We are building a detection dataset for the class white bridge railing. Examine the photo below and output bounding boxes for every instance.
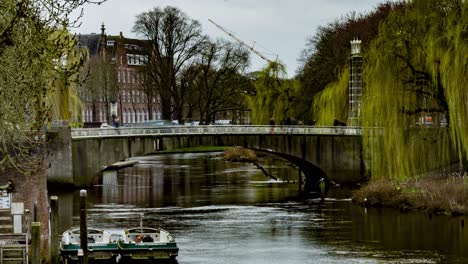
[71,125,364,139]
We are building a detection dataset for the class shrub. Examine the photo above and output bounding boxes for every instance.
[223,146,257,162]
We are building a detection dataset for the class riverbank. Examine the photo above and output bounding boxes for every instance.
[352,171,468,215]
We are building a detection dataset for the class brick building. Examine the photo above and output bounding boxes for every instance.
[77,24,159,126]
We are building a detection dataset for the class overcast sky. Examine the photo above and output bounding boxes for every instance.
[73,0,389,77]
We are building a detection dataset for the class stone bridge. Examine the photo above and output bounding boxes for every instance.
[47,125,367,187]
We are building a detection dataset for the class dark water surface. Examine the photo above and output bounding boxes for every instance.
[51,152,468,263]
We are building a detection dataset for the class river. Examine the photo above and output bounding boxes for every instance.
[50,152,468,263]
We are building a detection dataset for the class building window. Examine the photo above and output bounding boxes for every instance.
[117,71,121,83]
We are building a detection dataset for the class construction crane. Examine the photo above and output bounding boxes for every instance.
[208,19,277,65]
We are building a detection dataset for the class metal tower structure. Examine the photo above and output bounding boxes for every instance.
[347,38,363,127]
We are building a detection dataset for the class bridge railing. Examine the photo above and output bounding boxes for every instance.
[71,125,364,139]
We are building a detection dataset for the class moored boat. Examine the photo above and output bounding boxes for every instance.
[60,226,178,263]
[59,228,121,264]
[118,227,179,262]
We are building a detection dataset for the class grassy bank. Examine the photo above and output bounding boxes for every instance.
[352,173,468,215]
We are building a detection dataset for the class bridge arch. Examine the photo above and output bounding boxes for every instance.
[251,148,330,195]
[47,126,365,187]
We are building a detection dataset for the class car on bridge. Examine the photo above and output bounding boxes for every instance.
[100,123,114,129]
[140,120,179,127]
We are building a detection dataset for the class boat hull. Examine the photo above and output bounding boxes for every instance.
[118,241,179,261]
[60,244,120,264]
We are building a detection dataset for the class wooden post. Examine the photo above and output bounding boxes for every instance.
[50,196,59,264]
[80,190,88,264]
[33,201,38,222]
[31,222,41,264]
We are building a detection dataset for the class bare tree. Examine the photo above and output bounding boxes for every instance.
[133,6,207,121]
[78,54,118,124]
[190,40,250,123]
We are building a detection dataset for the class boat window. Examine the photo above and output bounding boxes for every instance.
[142,236,154,242]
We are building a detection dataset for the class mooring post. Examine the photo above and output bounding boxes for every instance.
[50,196,59,264]
[33,200,38,222]
[31,222,41,264]
[80,190,88,264]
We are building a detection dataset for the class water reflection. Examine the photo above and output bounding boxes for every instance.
[49,152,468,263]
[94,153,300,208]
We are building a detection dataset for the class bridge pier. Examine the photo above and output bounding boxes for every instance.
[47,121,73,185]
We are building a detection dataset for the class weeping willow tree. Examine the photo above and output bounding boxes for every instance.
[0,0,104,258]
[247,61,299,124]
[361,0,467,180]
[312,69,349,126]
[0,0,104,173]
[47,32,86,126]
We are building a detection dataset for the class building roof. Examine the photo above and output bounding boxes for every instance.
[76,34,101,56]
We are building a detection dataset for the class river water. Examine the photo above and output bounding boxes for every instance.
[51,152,468,263]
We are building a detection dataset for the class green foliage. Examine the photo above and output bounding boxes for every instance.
[47,32,86,123]
[247,61,299,124]
[361,0,467,180]
[313,69,349,126]
[0,0,103,173]
[297,2,402,123]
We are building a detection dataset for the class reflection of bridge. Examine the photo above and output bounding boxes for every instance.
[47,126,367,189]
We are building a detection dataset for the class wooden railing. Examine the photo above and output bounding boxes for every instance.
[0,234,28,264]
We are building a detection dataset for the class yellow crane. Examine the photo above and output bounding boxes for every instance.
[208,19,278,65]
